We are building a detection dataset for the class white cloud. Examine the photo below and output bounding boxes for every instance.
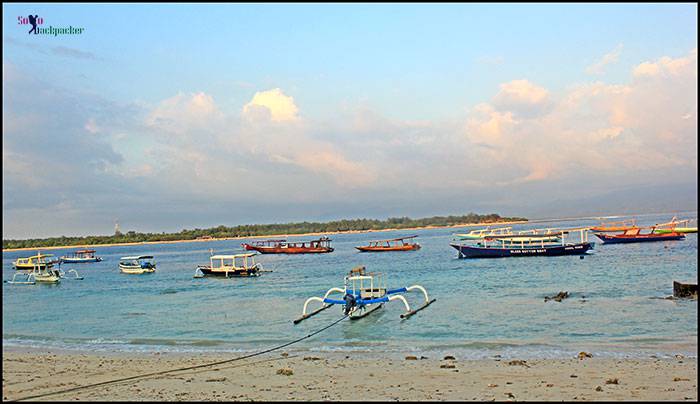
[586,43,623,75]
[242,88,299,122]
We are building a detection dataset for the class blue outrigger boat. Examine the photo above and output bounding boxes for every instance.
[294,266,435,324]
[451,228,593,259]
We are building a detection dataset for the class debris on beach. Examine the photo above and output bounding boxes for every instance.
[673,377,690,382]
[276,368,294,376]
[405,355,418,360]
[440,363,456,369]
[443,355,456,360]
[595,386,603,392]
[205,377,227,382]
[605,378,619,385]
[578,351,593,360]
[544,291,569,302]
[303,356,321,361]
[488,384,498,388]
[507,360,530,367]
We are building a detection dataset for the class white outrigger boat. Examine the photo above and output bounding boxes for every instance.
[294,266,435,324]
[194,253,264,278]
[6,264,83,285]
[119,256,156,274]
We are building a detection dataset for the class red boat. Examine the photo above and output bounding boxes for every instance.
[241,237,334,254]
[355,235,421,252]
[594,227,685,244]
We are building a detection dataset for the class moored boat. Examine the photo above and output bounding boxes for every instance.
[60,249,102,263]
[454,227,513,240]
[652,217,698,234]
[241,237,334,254]
[451,228,593,258]
[13,253,55,270]
[294,266,435,323]
[194,253,263,278]
[242,239,287,251]
[590,219,638,232]
[355,235,421,252]
[594,227,685,244]
[119,256,156,274]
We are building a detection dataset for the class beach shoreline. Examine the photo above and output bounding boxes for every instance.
[1,220,530,252]
[2,349,696,401]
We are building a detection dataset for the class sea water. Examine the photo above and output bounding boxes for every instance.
[3,213,697,359]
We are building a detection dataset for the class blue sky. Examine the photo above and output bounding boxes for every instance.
[3,3,698,238]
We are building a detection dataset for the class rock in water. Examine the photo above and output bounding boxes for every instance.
[545,291,570,302]
[673,281,698,298]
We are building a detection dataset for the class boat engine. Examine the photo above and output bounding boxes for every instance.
[343,293,357,315]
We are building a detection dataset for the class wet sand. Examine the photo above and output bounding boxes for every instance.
[2,349,696,401]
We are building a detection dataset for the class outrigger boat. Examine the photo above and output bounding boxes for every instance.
[60,249,102,263]
[590,219,638,232]
[451,228,593,258]
[294,266,435,324]
[6,264,83,285]
[241,237,334,254]
[13,253,55,270]
[594,226,685,244]
[454,227,513,240]
[653,217,698,234]
[242,239,287,251]
[194,253,263,278]
[119,256,156,274]
[355,235,421,252]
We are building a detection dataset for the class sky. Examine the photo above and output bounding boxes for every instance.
[2,3,698,239]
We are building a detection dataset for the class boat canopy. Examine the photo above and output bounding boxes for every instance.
[367,235,418,243]
[120,255,154,260]
[210,253,257,259]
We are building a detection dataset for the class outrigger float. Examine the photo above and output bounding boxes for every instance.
[294,266,435,324]
[6,264,83,285]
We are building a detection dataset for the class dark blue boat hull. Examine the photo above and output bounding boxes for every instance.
[450,242,593,259]
[594,233,685,244]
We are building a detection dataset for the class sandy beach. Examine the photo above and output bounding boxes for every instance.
[2,349,696,401]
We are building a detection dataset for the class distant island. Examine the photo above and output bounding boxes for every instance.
[2,213,527,250]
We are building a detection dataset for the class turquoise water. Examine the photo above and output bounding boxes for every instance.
[3,213,697,359]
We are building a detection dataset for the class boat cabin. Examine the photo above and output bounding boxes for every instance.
[196,253,262,277]
[13,253,54,270]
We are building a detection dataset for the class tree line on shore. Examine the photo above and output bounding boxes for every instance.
[3,213,527,249]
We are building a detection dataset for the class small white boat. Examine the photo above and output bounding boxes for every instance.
[119,256,156,274]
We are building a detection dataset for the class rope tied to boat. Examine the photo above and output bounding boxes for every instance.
[8,314,349,402]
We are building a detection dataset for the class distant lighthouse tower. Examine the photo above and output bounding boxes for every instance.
[114,219,122,236]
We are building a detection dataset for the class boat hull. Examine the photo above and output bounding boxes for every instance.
[450,242,593,259]
[594,233,685,244]
[355,245,420,252]
[60,257,102,263]
[14,262,53,270]
[196,266,260,277]
[244,246,334,254]
[119,264,156,274]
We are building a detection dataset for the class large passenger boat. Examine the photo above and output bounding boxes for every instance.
[241,237,334,254]
[450,228,593,258]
